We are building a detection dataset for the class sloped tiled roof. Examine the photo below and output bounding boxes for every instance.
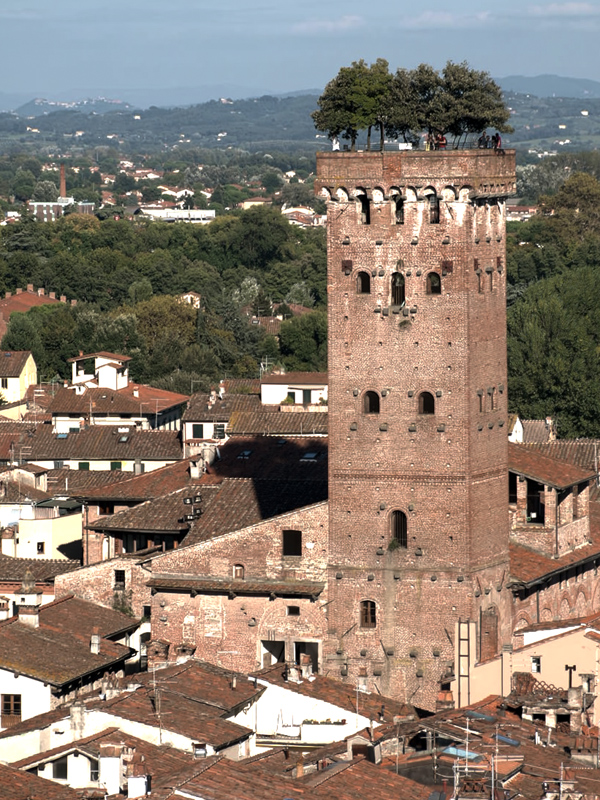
[148,575,325,597]
[97,685,252,747]
[182,392,260,422]
[521,419,554,443]
[47,468,129,494]
[38,595,139,638]
[253,664,414,723]
[508,442,595,489]
[67,351,132,363]
[0,554,79,583]
[0,351,31,377]
[88,486,212,533]
[207,436,328,481]
[181,480,327,546]
[228,409,328,436]
[26,425,182,462]
[260,371,327,386]
[0,598,134,686]
[48,385,144,416]
[522,440,600,473]
[11,727,197,779]
[117,382,189,411]
[0,763,79,800]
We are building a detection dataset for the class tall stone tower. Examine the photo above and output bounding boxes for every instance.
[315,149,517,710]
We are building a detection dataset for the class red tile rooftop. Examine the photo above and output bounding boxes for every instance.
[508,442,595,489]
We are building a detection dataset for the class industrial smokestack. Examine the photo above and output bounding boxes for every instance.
[60,164,66,198]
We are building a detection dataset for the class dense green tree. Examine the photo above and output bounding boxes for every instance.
[32,180,59,202]
[279,310,327,371]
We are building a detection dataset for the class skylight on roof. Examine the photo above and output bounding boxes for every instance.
[237,450,252,460]
[118,435,129,443]
[300,452,318,462]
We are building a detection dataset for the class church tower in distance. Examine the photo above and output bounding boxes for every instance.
[315,148,517,710]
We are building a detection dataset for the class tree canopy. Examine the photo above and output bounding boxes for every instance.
[312,60,512,149]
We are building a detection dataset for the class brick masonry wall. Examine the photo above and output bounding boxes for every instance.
[317,150,516,709]
[512,560,600,642]
[55,556,151,618]
[149,503,329,672]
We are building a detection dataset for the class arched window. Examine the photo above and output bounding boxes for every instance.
[428,194,440,224]
[356,272,371,294]
[357,194,370,224]
[391,273,405,307]
[363,391,380,414]
[233,564,245,579]
[419,391,435,415]
[395,197,404,224]
[360,600,376,628]
[427,272,441,295]
[391,510,407,548]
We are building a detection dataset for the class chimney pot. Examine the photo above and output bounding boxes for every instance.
[16,288,22,295]
[91,626,101,655]
[49,291,55,299]
[27,284,33,292]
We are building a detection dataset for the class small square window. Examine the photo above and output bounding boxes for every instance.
[287,606,300,616]
[1,378,7,390]
[36,542,45,554]
[282,529,302,557]
[531,656,541,673]
[192,423,204,439]
[214,423,226,440]
[78,462,90,471]
[110,461,122,471]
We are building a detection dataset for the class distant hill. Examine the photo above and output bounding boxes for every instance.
[15,97,133,117]
[498,74,600,99]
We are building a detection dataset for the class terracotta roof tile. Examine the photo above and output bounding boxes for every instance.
[88,486,208,534]
[0,554,79,582]
[0,598,133,686]
[182,479,327,546]
[0,351,31,377]
[117,383,189,412]
[253,664,415,723]
[67,351,132,363]
[0,762,79,800]
[148,574,325,597]
[521,419,554,443]
[207,436,328,481]
[228,409,328,436]
[182,392,260,422]
[25,425,182,462]
[260,371,327,386]
[508,442,594,489]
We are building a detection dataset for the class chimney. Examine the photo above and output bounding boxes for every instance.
[15,288,22,295]
[38,287,45,296]
[60,164,66,199]
[16,570,41,627]
[4,292,10,299]
[60,295,66,303]
[49,291,55,299]
[133,386,139,398]
[127,753,148,797]
[27,284,33,292]
[90,627,101,655]
[99,744,122,796]
[231,676,237,690]
[299,652,313,678]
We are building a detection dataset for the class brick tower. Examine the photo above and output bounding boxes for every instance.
[315,149,517,710]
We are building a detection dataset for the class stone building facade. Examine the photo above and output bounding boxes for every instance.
[315,149,517,709]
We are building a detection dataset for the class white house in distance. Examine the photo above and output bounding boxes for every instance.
[69,352,129,391]
[260,372,328,406]
[0,351,37,420]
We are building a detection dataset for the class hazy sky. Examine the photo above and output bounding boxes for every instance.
[2,0,599,100]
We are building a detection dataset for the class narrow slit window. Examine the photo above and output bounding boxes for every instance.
[391,273,405,306]
[428,194,440,224]
[391,510,407,548]
[363,391,380,414]
[395,197,404,224]
[356,272,371,294]
[418,392,435,415]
